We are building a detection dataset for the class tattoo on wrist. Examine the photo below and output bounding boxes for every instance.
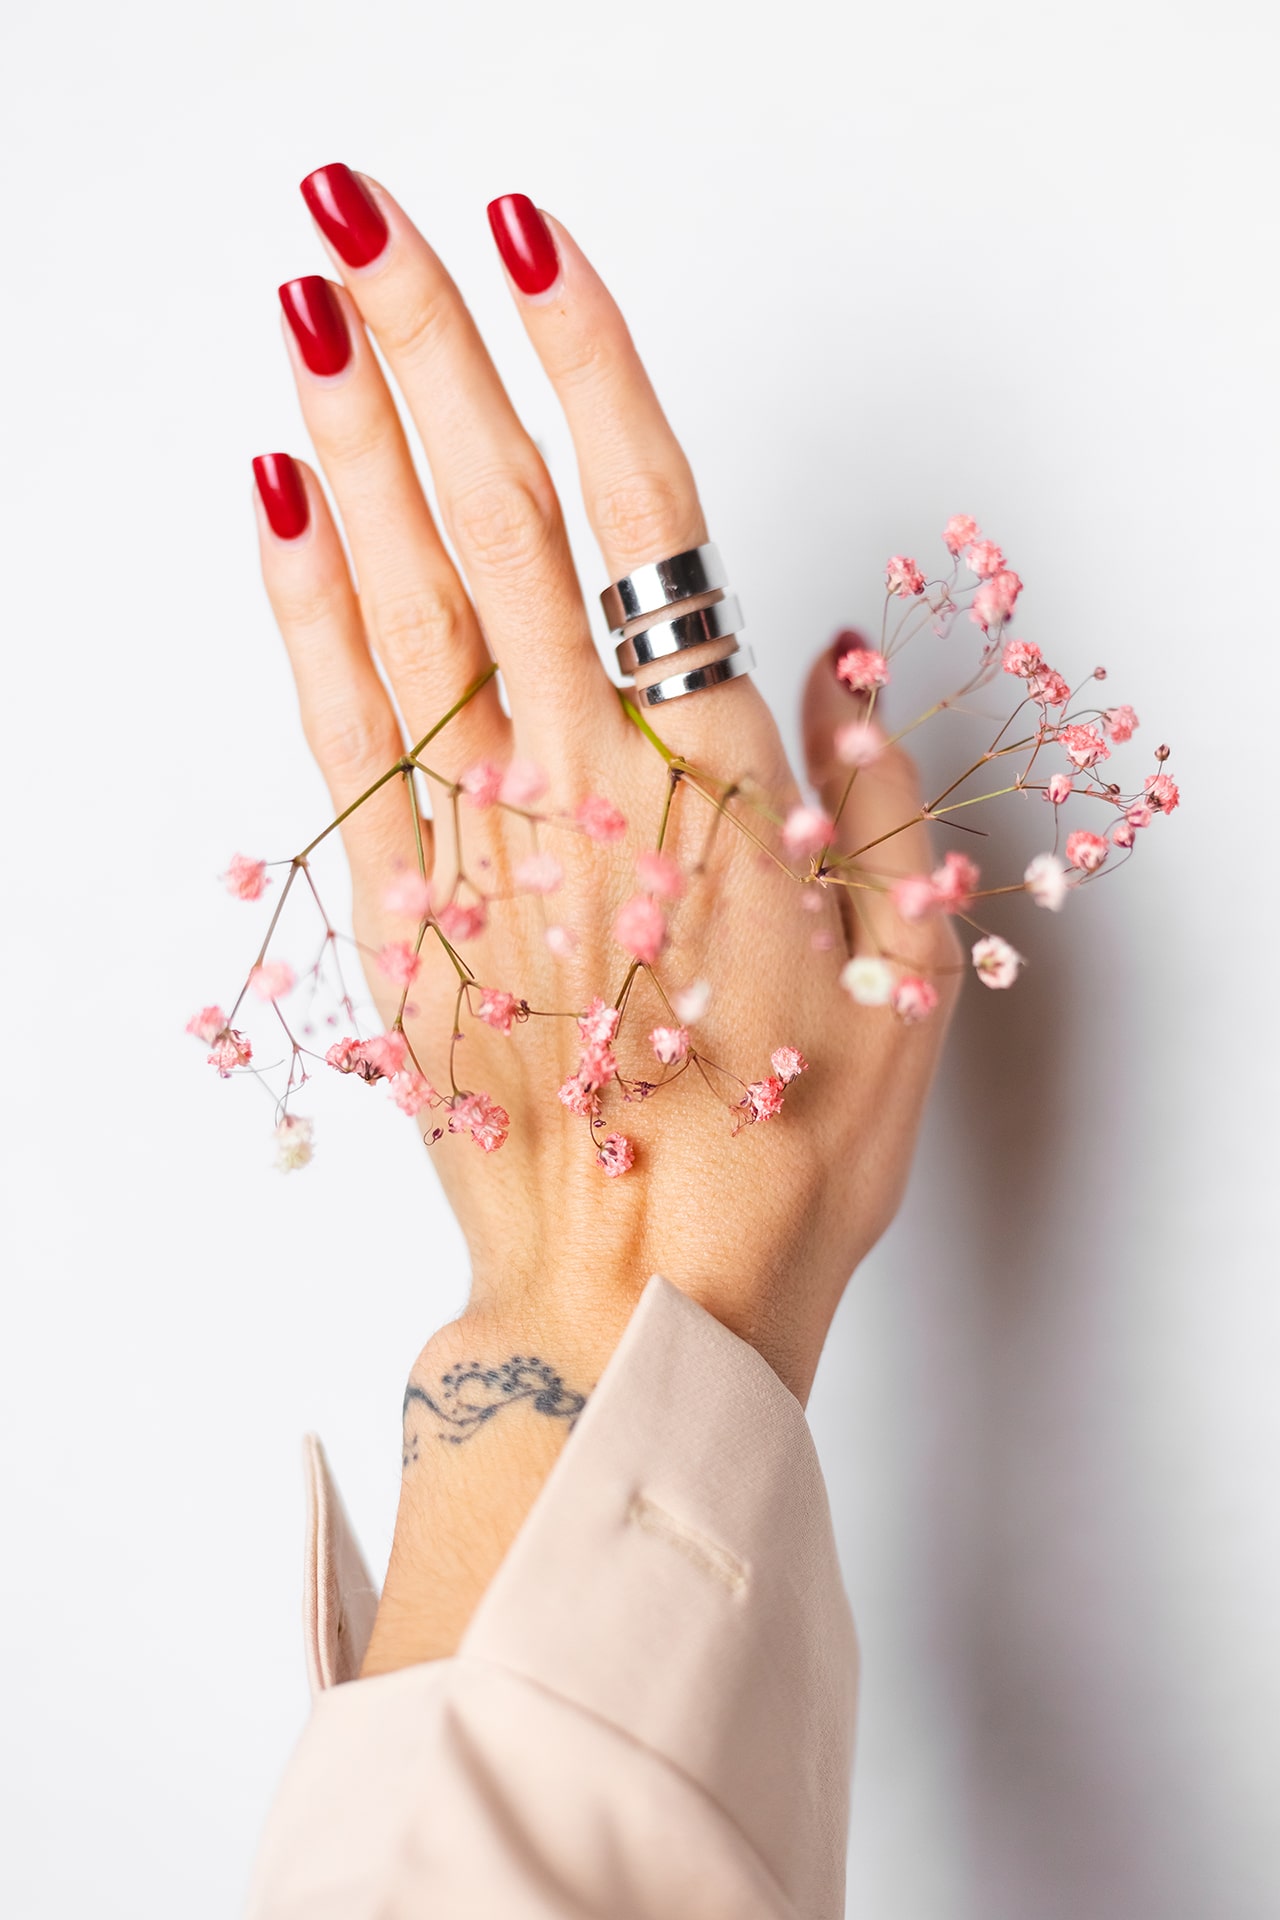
[402,1356,588,1465]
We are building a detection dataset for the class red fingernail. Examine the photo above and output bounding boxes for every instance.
[301,164,389,268]
[278,276,351,376]
[253,453,309,540]
[487,193,559,296]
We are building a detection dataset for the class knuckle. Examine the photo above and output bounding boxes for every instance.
[592,473,690,564]
[374,280,456,364]
[274,577,346,637]
[304,702,397,781]
[553,325,611,391]
[449,470,557,573]
[372,591,469,670]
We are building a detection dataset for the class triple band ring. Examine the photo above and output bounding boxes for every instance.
[600,542,753,707]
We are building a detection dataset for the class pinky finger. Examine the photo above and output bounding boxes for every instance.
[252,453,419,891]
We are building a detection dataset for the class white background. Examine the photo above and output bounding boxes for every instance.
[2,2,1275,1914]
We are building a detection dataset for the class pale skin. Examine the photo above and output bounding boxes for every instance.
[254,176,960,1675]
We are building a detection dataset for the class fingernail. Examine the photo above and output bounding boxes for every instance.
[278,275,351,376]
[253,453,309,540]
[487,193,559,296]
[300,164,389,268]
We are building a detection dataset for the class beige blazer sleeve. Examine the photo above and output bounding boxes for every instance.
[245,1276,859,1920]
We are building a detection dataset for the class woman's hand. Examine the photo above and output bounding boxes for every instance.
[254,171,958,1665]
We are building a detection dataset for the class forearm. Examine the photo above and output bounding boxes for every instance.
[360,1294,634,1676]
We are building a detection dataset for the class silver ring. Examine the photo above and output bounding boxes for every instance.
[601,543,726,632]
[615,595,744,676]
[636,646,756,707]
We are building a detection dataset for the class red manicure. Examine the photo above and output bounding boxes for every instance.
[300,164,389,268]
[278,276,351,376]
[253,453,309,540]
[487,194,559,296]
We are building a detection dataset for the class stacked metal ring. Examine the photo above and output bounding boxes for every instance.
[601,543,754,707]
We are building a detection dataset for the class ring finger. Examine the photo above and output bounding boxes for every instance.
[489,196,778,760]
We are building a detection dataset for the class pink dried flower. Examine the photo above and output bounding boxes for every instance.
[1102,705,1139,743]
[1144,772,1180,814]
[966,539,1006,579]
[477,989,521,1035]
[558,1075,601,1119]
[207,1029,252,1076]
[636,849,686,899]
[891,976,939,1023]
[651,1026,690,1065]
[931,851,979,913]
[383,871,433,918]
[1044,772,1074,805]
[971,569,1023,630]
[186,1005,226,1045]
[1111,820,1137,849]
[325,1036,368,1074]
[1126,803,1153,830]
[377,941,421,987]
[389,1071,436,1116]
[362,1031,408,1079]
[514,852,563,895]
[597,1133,635,1177]
[1066,830,1109,873]
[1060,724,1111,771]
[771,1046,808,1082]
[613,893,666,964]
[460,760,503,809]
[448,1091,510,1153]
[835,718,884,767]
[576,794,627,842]
[437,900,487,942]
[274,1114,314,1172]
[891,875,940,922]
[223,854,269,901]
[840,956,895,1005]
[972,935,1023,989]
[578,998,620,1048]
[577,1042,619,1091]
[1002,639,1044,678]
[783,804,835,857]
[500,759,548,808]
[744,1076,787,1122]
[944,514,980,555]
[250,960,295,1001]
[1029,668,1072,708]
[1025,853,1069,910]
[545,924,577,957]
[836,647,890,693]
[885,555,926,598]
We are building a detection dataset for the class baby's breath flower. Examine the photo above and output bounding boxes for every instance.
[597,1133,635,1177]
[274,1114,314,1172]
[1065,830,1108,873]
[1024,853,1068,910]
[223,854,269,901]
[971,936,1023,989]
[841,956,895,1006]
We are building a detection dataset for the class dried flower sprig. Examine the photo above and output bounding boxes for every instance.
[191,519,1178,1172]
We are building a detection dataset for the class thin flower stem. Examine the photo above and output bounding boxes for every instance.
[618,692,675,762]
[294,664,497,863]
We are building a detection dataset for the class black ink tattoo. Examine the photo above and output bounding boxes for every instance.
[402,1355,588,1461]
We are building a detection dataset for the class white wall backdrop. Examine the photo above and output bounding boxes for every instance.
[3,2,1275,1915]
